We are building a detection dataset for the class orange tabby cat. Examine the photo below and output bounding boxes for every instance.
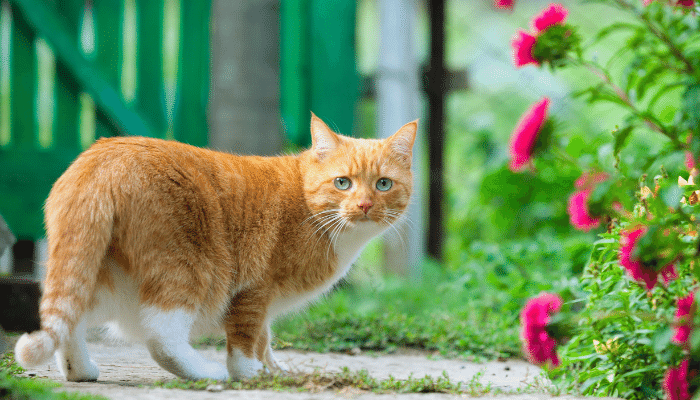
[14,114,417,382]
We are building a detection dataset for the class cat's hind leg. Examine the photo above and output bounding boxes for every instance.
[142,307,229,381]
[54,318,99,382]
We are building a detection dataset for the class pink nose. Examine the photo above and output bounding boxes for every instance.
[358,201,373,214]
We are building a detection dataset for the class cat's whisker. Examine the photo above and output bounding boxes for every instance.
[301,209,338,226]
[381,216,409,252]
[326,217,347,260]
[306,212,342,251]
[383,210,415,230]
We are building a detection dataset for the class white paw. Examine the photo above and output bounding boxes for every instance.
[57,355,99,382]
[266,351,289,373]
[227,348,264,381]
[200,360,229,381]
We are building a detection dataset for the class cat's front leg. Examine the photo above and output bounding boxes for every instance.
[223,288,270,380]
[256,324,289,373]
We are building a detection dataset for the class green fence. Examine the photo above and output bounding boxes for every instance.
[0,0,211,240]
[280,0,359,148]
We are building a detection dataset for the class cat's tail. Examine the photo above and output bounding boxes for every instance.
[14,155,115,368]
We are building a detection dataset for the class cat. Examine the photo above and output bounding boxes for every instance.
[14,114,417,382]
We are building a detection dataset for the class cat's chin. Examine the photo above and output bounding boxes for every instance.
[344,217,386,232]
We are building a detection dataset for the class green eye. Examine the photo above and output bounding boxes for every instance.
[334,177,351,190]
[376,178,393,191]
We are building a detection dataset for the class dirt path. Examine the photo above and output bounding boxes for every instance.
[18,340,617,399]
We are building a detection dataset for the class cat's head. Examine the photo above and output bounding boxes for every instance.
[302,113,417,234]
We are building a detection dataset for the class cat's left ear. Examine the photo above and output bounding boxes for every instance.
[310,112,340,161]
[387,120,418,166]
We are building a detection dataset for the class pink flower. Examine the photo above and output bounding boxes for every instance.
[509,97,550,171]
[672,292,695,345]
[686,151,696,170]
[662,264,679,285]
[568,172,608,232]
[645,0,695,5]
[531,3,568,33]
[567,190,600,232]
[520,292,562,367]
[664,360,692,400]
[618,227,676,290]
[494,0,514,10]
[512,30,538,67]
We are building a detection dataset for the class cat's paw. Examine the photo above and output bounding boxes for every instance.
[198,361,229,381]
[266,351,289,373]
[58,355,99,382]
[226,348,264,381]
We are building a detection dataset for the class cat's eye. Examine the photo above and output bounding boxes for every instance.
[334,177,352,190]
[376,178,393,191]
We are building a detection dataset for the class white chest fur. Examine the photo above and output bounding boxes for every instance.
[268,221,387,317]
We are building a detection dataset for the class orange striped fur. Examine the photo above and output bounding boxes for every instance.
[14,114,417,381]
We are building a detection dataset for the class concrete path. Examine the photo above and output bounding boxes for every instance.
[18,340,619,400]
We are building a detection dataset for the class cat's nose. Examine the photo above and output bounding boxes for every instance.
[358,200,373,214]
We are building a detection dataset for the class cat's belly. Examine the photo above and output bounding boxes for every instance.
[84,258,226,342]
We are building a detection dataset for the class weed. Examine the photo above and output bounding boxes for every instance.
[1,352,24,376]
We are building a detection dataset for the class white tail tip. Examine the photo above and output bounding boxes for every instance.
[14,331,57,368]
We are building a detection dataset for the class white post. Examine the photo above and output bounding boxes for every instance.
[377,0,424,277]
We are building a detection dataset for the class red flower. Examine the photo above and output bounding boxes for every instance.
[672,292,695,345]
[531,3,568,33]
[664,360,692,400]
[567,172,608,232]
[645,0,695,6]
[509,97,550,171]
[686,151,696,170]
[619,227,677,290]
[520,292,562,367]
[512,30,538,67]
[494,0,514,10]
[567,190,600,232]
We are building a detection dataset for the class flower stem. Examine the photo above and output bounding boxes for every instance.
[575,58,684,149]
[613,0,697,76]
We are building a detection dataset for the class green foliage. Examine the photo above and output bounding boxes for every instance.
[274,267,521,360]
[502,0,700,397]
[1,352,25,376]
[552,223,692,398]
[275,235,590,362]
[0,353,105,400]
[155,368,479,395]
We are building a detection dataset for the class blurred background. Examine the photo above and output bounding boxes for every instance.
[0,0,635,357]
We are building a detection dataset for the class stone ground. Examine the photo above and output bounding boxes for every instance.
[15,339,621,400]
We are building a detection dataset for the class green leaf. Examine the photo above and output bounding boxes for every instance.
[592,22,643,45]
[689,330,700,360]
[651,326,673,353]
[682,83,700,134]
[660,184,682,210]
[613,126,634,157]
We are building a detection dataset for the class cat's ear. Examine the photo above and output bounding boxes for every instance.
[387,120,418,166]
[310,113,339,161]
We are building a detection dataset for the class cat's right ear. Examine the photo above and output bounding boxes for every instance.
[310,113,339,161]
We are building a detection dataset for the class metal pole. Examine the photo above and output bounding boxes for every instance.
[426,0,445,261]
[377,0,424,276]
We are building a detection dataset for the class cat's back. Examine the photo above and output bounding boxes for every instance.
[58,136,299,196]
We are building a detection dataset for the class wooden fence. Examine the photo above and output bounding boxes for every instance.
[0,0,211,240]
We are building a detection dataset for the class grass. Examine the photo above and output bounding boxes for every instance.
[155,368,465,394]
[153,367,557,396]
[0,353,106,400]
[270,236,584,362]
